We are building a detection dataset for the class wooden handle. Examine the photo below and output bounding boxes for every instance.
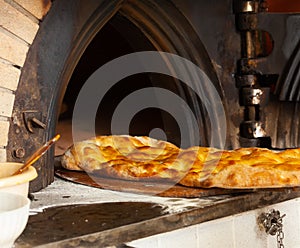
[13,134,61,176]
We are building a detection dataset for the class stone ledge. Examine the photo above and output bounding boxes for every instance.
[15,178,300,247]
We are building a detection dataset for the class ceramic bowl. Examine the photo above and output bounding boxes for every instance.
[0,162,37,197]
[0,192,30,248]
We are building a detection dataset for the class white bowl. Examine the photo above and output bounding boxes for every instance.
[0,192,30,248]
[0,162,37,197]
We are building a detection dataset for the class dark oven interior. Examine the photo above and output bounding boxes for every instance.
[6,0,300,191]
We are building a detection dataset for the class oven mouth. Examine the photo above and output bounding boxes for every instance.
[55,12,209,154]
[7,0,225,192]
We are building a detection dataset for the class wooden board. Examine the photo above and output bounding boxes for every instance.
[54,166,255,198]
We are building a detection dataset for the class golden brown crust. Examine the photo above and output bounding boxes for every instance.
[61,135,185,182]
[61,135,300,189]
[179,147,300,188]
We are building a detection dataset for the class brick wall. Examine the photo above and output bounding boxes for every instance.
[0,0,51,161]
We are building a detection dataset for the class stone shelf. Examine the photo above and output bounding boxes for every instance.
[15,177,300,247]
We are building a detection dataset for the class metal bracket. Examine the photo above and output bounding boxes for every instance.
[23,110,46,133]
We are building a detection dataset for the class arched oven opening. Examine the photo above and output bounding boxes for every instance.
[7,0,225,192]
[55,13,209,156]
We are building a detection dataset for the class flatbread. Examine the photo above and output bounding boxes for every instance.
[61,135,186,182]
[61,135,300,188]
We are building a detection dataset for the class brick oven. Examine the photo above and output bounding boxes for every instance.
[1,0,300,247]
[1,0,300,191]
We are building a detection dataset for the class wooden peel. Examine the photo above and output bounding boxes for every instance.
[13,134,61,176]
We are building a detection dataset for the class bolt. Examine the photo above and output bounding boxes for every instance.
[14,148,25,158]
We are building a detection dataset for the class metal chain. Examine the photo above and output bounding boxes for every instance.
[258,209,286,248]
[276,225,285,248]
